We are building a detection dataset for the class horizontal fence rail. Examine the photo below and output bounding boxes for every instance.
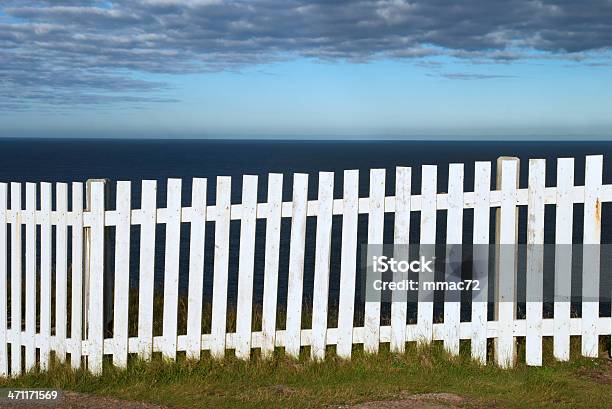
[0,155,611,376]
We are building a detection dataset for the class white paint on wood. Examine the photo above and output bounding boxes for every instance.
[311,172,334,360]
[39,183,52,371]
[471,162,491,364]
[417,165,436,344]
[236,175,258,359]
[364,169,385,353]
[0,184,8,376]
[444,164,463,356]
[525,159,545,366]
[210,176,231,359]
[137,180,157,360]
[10,183,22,376]
[24,183,36,371]
[495,159,518,369]
[161,179,182,360]
[285,173,308,358]
[55,183,68,362]
[553,158,573,362]
[261,174,283,358]
[336,170,359,358]
[88,181,106,374]
[186,178,207,359]
[391,167,410,353]
[113,181,131,367]
[581,155,602,358]
[71,182,84,369]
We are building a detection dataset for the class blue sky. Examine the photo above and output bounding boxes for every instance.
[1,1,611,139]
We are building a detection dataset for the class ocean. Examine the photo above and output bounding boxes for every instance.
[0,138,610,318]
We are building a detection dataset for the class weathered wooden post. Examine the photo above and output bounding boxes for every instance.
[494,156,519,368]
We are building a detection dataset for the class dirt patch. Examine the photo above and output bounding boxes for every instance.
[0,391,171,409]
[337,392,484,409]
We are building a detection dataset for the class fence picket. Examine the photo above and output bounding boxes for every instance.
[161,179,182,360]
[496,159,518,369]
[581,155,602,358]
[364,169,385,353]
[391,167,411,353]
[40,183,52,370]
[186,178,207,359]
[311,172,334,360]
[113,181,131,368]
[471,162,491,364]
[417,166,436,344]
[526,159,545,366]
[336,170,359,358]
[554,158,573,361]
[10,182,22,376]
[0,184,6,377]
[56,183,68,363]
[24,183,36,371]
[88,181,106,375]
[444,164,463,356]
[137,180,157,360]
[261,174,283,358]
[211,176,231,359]
[236,175,258,359]
[71,182,84,369]
[285,174,308,358]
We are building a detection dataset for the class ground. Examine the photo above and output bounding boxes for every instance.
[0,341,610,409]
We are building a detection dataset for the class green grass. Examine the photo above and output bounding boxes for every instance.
[1,339,611,409]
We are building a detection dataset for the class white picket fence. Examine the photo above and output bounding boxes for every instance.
[0,155,611,376]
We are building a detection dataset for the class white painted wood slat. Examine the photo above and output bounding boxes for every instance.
[55,183,68,362]
[24,183,36,371]
[137,180,157,360]
[495,159,518,369]
[391,167,410,353]
[364,169,385,353]
[444,164,463,356]
[311,172,334,360]
[161,179,182,360]
[113,181,131,367]
[10,183,22,376]
[39,183,52,371]
[0,184,8,376]
[471,162,491,364]
[88,181,106,375]
[236,175,258,359]
[186,178,207,359]
[417,165,436,344]
[210,177,231,359]
[525,159,545,366]
[336,170,359,359]
[553,158,573,362]
[581,155,602,358]
[261,173,283,358]
[285,173,308,358]
[71,182,84,369]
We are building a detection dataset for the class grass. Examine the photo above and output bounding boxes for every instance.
[1,338,611,409]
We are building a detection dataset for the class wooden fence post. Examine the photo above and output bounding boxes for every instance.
[494,157,519,368]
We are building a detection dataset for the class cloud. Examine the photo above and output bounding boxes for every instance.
[434,73,519,80]
[1,0,611,110]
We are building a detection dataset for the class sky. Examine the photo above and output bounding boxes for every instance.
[0,0,611,139]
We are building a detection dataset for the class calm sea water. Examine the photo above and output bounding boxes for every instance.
[0,139,609,317]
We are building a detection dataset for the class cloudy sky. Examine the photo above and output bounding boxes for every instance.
[1,0,611,138]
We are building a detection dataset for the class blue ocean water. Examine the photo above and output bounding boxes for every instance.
[0,138,610,318]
